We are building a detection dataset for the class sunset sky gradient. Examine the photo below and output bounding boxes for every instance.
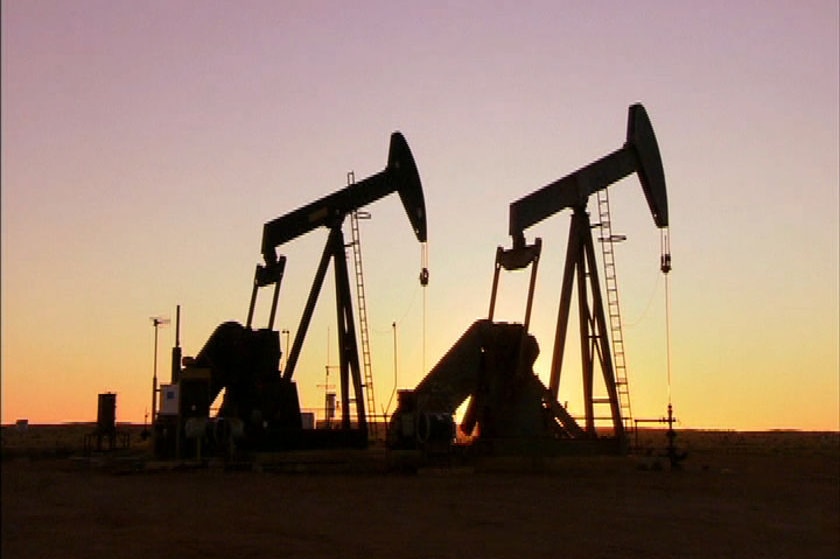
[2,1,838,429]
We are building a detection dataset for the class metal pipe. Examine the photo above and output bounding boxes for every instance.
[523,239,541,331]
[171,305,182,383]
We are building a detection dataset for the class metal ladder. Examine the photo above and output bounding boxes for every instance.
[596,188,633,431]
[347,173,377,439]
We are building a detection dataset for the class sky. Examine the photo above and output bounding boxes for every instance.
[2,0,838,431]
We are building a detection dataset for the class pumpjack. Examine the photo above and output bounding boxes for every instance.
[388,104,669,456]
[154,132,427,458]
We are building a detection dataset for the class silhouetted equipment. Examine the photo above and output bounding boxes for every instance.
[388,320,585,456]
[508,103,667,248]
[149,315,170,441]
[633,404,687,469]
[171,305,182,384]
[388,103,669,457]
[507,103,669,443]
[85,393,129,453]
[389,389,455,456]
[664,403,687,468]
[98,392,116,432]
[154,132,427,458]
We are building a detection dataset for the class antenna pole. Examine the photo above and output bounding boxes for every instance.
[149,315,170,444]
[151,319,161,431]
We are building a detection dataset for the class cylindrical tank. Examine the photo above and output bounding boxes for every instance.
[325,393,337,420]
[97,393,116,434]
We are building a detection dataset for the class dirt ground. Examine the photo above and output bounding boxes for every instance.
[2,426,838,559]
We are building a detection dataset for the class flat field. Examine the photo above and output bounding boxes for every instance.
[2,425,838,559]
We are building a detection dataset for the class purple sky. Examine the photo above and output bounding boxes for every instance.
[2,1,838,429]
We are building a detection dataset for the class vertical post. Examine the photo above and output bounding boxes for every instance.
[152,324,158,422]
[392,320,398,404]
[171,305,182,384]
[331,226,367,434]
[175,397,181,461]
[576,232,594,434]
[488,248,503,320]
[549,213,585,398]
[522,239,541,331]
[334,247,351,430]
[324,365,330,427]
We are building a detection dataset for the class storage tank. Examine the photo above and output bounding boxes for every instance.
[325,393,337,420]
[97,393,116,434]
[300,412,316,430]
